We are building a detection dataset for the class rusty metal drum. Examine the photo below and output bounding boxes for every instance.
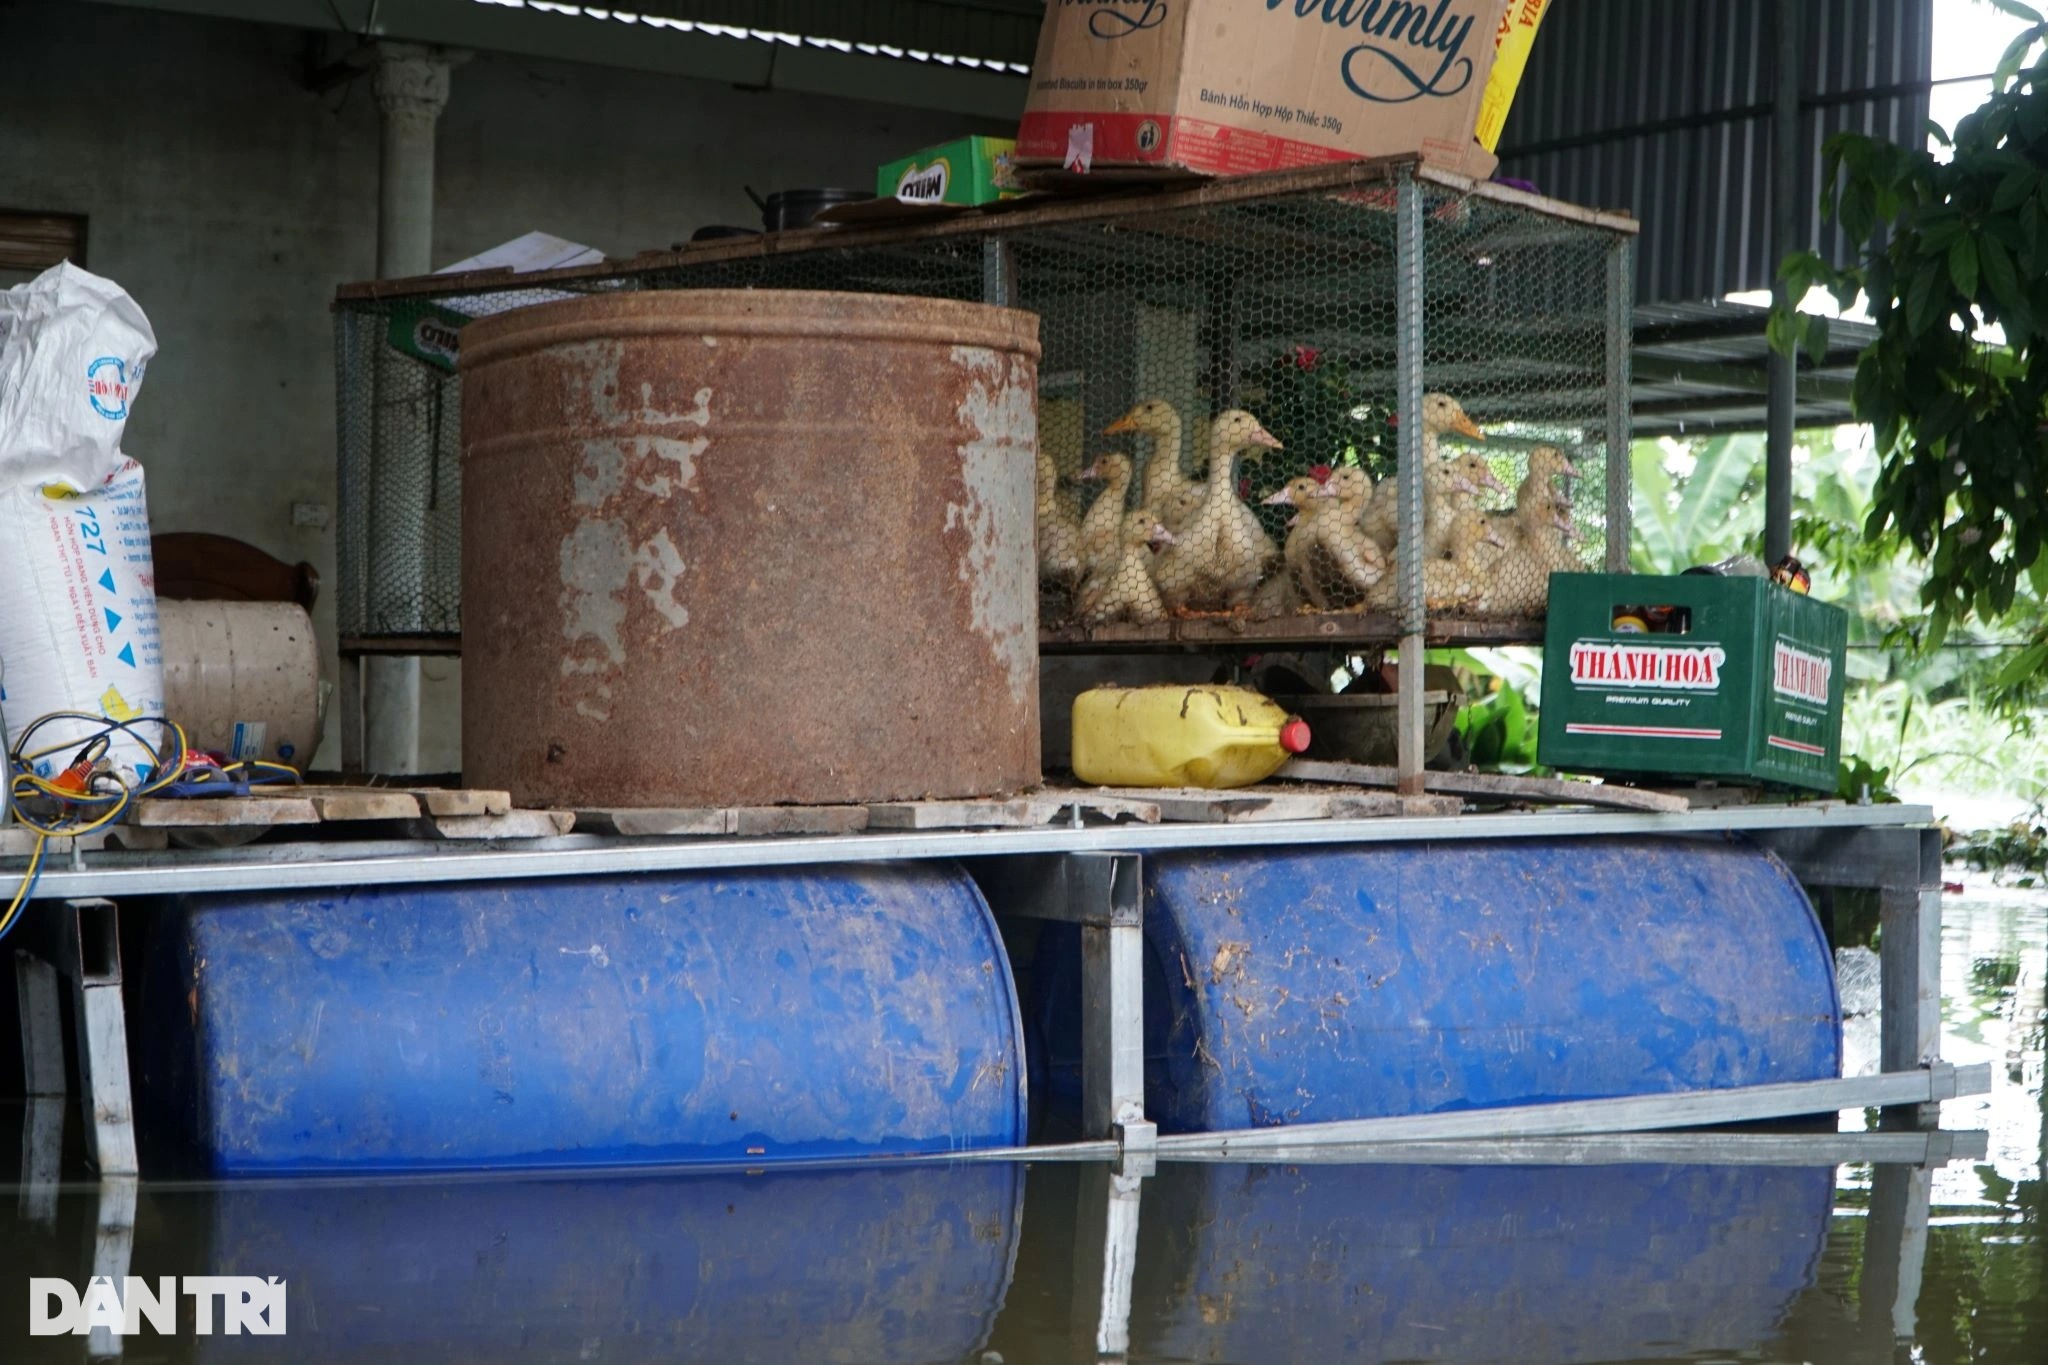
[458,290,1041,808]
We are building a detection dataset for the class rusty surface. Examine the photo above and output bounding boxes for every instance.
[458,289,1042,809]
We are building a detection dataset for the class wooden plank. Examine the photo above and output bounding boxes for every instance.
[336,157,1423,302]
[128,796,319,827]
[731,806,869,837]
[336,156,1637,306]
[1039,612,1545,652]
[299,788,423,822]
[576,808,732,837]
[415,810,576,841]
[415,788,512,818]
[1,826,168,855]
[867,792,1163,831]
[1645,783,1767,809]
[1082,786,1455,824]
[1280,759,1692,813]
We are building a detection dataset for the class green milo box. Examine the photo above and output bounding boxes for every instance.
[877,136,1018,207]
[1537,572,1849,792]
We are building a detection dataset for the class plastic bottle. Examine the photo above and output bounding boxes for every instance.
[1070,684,1311,789]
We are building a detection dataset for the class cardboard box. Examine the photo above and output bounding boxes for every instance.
[1536,573,1850,793]
[878,136,1020,206]
[1016,0,1511,180]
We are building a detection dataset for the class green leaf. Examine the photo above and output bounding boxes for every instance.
[1906,261,1944,335]
[1994,168,2039,214]
[1989,0,2045,28]
[1995,24,2043,90]
[1925,605,1951,654]
[1766,307,1797,357]
[1949,235,1980,298]
[1982,235,2025,317]
[1802,313,1832,366]
[1840,179,1876,244]
[1991,641,2048,689]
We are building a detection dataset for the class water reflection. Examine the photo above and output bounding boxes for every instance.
[0,885,2038,1364]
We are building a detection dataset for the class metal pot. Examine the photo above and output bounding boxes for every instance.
[747,186,874,232]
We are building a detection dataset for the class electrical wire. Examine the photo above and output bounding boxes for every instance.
[0,834,46,943]
[4,702,306,918]
[5,711,194,916]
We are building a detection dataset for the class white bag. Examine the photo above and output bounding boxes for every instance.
[0,265,167,783]
[0,263,156,491]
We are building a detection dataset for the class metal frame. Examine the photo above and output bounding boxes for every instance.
[975,853,1154,1152]
[13,897,139,1177]
[10,801,1935,902]
[1394,170,1429,793]
[4,803,1954,1188]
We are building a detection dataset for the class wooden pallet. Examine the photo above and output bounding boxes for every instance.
[0,825,169,856]
[576,784,1456,837]
[575,791,1169,838]
[1078,784,1461,823]
[1280,760,1694,813]
[121,786,573,841]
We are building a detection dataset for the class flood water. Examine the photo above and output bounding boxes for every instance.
[0,880,2039,1363]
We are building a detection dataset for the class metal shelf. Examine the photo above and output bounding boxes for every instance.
[7,800,1933,902]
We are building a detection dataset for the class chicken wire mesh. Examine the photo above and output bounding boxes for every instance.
[334,282,630,643]
[332,164,1633,649]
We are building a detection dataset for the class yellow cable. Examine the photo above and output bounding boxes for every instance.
[0,833,47,935]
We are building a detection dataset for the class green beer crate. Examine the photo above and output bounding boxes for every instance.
[1537,572,1849,792]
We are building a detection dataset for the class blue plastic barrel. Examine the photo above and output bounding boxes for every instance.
[1032,837,1840,1132]
[138,864,1027,1174]
[1126,1160,1833,1362]
[173,1162,1023,1363]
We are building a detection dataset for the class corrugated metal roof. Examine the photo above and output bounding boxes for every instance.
[1631,300,1867,436]
[623,0,1044,67]
[1499,0,1931,304]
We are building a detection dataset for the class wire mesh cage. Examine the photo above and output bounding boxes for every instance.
[332,161,1635,656]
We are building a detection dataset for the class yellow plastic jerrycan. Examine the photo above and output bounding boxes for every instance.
[1071,684,1311,789]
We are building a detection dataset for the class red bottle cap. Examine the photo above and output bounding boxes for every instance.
[1279,717,1312,754]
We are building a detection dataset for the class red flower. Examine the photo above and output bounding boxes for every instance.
[1292,345,1321,370]
[1309,464,1333,484]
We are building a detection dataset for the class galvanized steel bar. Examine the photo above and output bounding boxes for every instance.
[1394,169,1427,795]
[981,236,1015,307]
[1882,883,1945,1124]
[1766,0,1802,564]
[1605,238,1635,572]
[10,803,1937,902]
[1152,1062,1991,1155]
[1157,1127,1987,1169]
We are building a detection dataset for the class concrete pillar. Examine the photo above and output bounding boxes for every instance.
[365,44,454,775]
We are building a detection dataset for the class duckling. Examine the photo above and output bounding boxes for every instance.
[1428,511,1509,614]
[1492,504,1581,618]
[1426,451,1506,561]
[1363,503,1506,615]
[1073,452,1135,575]
[1106,399,1203,532]
[1143,482,1206,538]
[1519,443,1578,512]
[1304,467,1387,610]
[1075,511,1174,625]
[1361,392,1488,553]
[1154,410,1282,613]
[1036,444,1084,589]
[1263,474,1340,610]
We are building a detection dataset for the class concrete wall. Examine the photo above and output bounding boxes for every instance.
[1,0,985,770]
